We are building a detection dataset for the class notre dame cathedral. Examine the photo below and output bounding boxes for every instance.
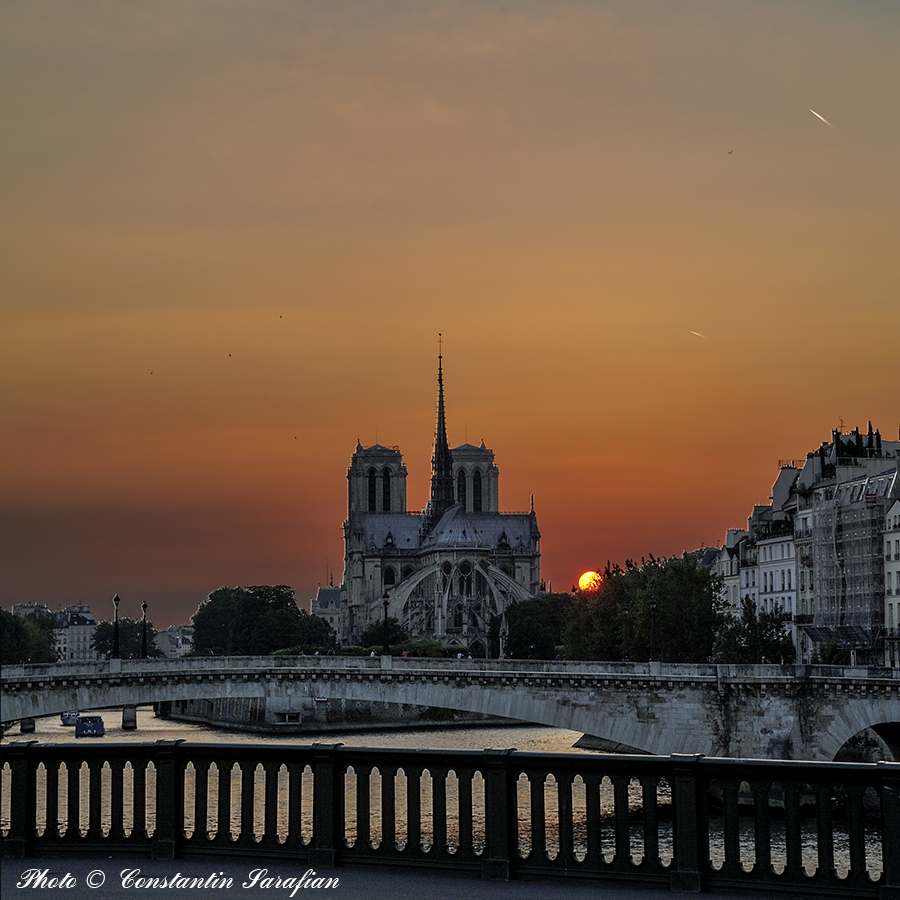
[333,354,541,657]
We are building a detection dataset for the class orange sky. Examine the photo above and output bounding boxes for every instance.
[2,2,898,627]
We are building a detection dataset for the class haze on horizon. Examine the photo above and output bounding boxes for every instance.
[1,1,897,628]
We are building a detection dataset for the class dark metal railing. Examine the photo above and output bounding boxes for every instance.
[2,742,899,897]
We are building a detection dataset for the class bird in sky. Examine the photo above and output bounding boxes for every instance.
[727,150,733,154]
[809,108,834,128]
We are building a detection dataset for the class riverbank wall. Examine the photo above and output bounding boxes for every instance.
[159,696,512,735]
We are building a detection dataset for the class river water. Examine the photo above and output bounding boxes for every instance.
[1,707,585,752]
[1,708,883,881]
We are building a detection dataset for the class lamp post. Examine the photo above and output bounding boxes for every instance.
[112,594,121,659]
[622,607,629,662]
[141,601,148,659]
[650,598,658,662]
[382,592,390,655]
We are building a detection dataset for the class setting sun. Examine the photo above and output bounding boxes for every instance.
[578,571,603,593]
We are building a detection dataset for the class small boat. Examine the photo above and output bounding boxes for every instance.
[75,715,105,738]
[60,710,80,726]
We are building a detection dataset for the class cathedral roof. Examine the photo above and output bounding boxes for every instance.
[357,443,400,454]
[364,514,423,549]
[422,505,489,547]
[452,442,488,452]
[313,586,341,609]
[421,504,535,549]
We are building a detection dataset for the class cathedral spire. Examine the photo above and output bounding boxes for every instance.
[428,340,455,524]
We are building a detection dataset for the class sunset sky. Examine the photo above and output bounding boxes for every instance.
[2,1,897,628]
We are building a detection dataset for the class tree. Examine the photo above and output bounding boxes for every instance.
[192,587,243,655]
[810,638,851,665]
[191,585,334,656]
[563,562,634,661]
[504,594,572,659]
[711,597,796,664]
[0,609,57,664]
[93,617,163,658]
[563,555,726,663]
[358,617,409,649]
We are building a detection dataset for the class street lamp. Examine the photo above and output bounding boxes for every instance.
[650,598,658,662]
[112,594,121,659]
[141,600,148,659]
[622,607,629,662]
[382,592,390,655]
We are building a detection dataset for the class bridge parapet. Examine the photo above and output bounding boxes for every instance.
[1,739,898,899]
[4,655,898,680]
[3,659,897,761]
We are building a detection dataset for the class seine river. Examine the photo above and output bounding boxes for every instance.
[1,707,585,753]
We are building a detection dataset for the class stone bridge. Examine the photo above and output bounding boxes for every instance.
[2,656,898,762]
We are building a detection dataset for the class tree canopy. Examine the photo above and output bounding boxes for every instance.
[0,609,57,664]
[503,594,572,659]
[93,616,163,658]
[562,555,726,663]
[358,617,409,649]
[711,597,796,664]
[191,585,334,656]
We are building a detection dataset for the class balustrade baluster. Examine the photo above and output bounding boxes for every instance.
[132,759,147,841]
[67,760,81,838]
[45,759,60,841]
[85,760,103,841]
[110,759,125,839]
[815,782,834,878]
[263,761,280,846]
[216,761,231,843]
[846,784,865,886]
[457,767,473,855]
[641,775,658,868]
[722,778,741,876]
[432,766,447,854]
[557,771,574,866]
[381,764,396,851]
[530,772,546,858]
[407,766,422,852]
[583,772,602,865]
[193,760,209,841]
[613,775,629,864]
[783,781,803,880]
[356,765,371,849]
[752,780,771,877]
[239,761,255,845]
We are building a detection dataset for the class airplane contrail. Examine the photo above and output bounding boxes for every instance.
[690,331,706,338]
[809,108,834,128]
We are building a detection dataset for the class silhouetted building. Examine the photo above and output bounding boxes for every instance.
[335,354,541,657]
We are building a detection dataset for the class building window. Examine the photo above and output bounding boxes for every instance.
[367,469,377,512]
[473,470,482,512]
[383,567,396,587]
[382,467,391,512]
[459,561,472,596]
[457,470,467,510]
